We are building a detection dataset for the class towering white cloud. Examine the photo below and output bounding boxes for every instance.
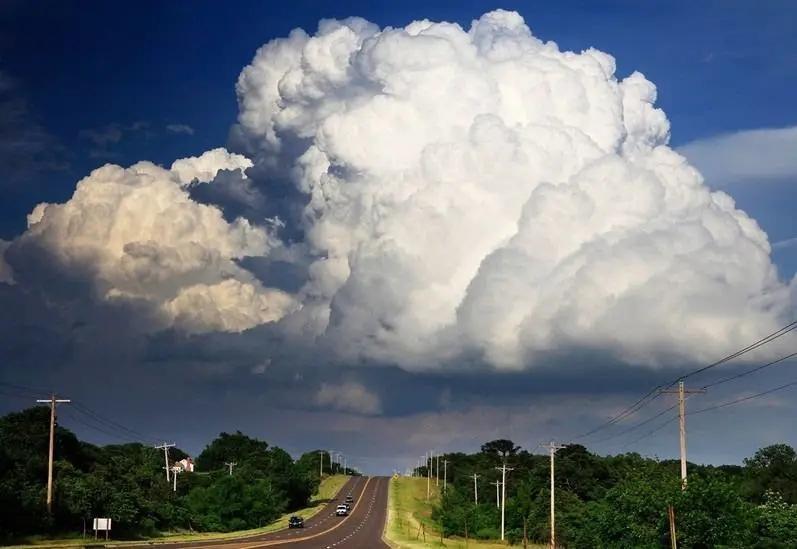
[6,10,792,369]
[232,10,790,369]
[17,160,295,332]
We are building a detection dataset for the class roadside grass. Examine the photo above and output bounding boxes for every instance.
[8,474,350,549]
[384,477,545,549]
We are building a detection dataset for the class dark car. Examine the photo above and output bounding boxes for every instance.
[345,495,354,504]
[288,516,304,528]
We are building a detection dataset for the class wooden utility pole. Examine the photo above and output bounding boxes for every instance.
[171,466,181,491]
[543,441,565,549]
[495,463,514,541]
[36,394,70,513]
[661,381,705,489]
[472,473,480,504]
[427,451,432,501]
[668,505,678,549]
[155,442,176,482]
[491,480,501,508]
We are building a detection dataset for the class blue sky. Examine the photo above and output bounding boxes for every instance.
[1,1,796,470]
[2,1,796,249]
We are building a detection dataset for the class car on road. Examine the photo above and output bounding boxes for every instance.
[345,494,354,505]
[336,504,349,516]
[288,516,304,528]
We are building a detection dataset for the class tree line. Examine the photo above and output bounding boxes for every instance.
[430,439,797,548]
[0,406,347,541]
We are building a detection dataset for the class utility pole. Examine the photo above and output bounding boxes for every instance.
[36,394,70,513]
[661,381,706,489]
[472,473,480,504]
[155,442,176,482]
[495,464,514,541]
[171,466,181,492]
[436,453,439,487]
[427,450,432,501]
[543,442,566,549]
[491,480,501,508]
[225,462,236,476]
[319,450,325,477]
[343,456,347,475]
[443,460,449,493]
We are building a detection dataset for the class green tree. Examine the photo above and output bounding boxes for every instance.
[480,439,520,461]
[745,444,797,504]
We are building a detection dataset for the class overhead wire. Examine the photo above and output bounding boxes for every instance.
[572,319,797,441]
[593,350,797,446]
[70,401,159,444]
[690,380,797,416]
[699,351,797,390]
[620,376,797,451]
[58,407,143,444]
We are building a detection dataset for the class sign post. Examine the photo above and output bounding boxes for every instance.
[93,518,112,540]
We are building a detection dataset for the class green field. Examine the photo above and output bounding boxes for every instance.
[9,474,350,549]
[384,477,545,549]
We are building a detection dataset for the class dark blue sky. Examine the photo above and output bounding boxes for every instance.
[1,1,796,469]
[2,1,796,246]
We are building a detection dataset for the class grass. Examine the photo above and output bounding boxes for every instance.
[8,474,350,549]
[383,477,545,549]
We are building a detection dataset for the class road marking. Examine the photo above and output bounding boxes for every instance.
[182,477,366,549]
[228,477,375,548]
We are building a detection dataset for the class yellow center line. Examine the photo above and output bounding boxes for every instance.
[243,477,373,548]
[192,477,373,549]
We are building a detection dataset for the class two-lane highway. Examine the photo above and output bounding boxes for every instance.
[270,476,390,549]
[146,476,389,549]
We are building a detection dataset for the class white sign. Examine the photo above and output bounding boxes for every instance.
[93,518,112,531]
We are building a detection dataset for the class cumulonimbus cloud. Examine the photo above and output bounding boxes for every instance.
[3,10,793,371]
[232,10,791,369]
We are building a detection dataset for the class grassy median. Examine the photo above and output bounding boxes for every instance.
[384,477,544,549]
[10,474,350,549]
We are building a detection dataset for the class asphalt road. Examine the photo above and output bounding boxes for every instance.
[142,476,390,549]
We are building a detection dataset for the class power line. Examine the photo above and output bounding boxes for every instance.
[690,380,797,416]
[621,376,797,451]
[590,402,678,444]
[0,380,50,397]
[574,320,797,441]
[620,414,678,451]
[59,408,142,444]
[700,351,797,390]
[677,321,797,384]
[594,350,797,446]
[70,401,158,444]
